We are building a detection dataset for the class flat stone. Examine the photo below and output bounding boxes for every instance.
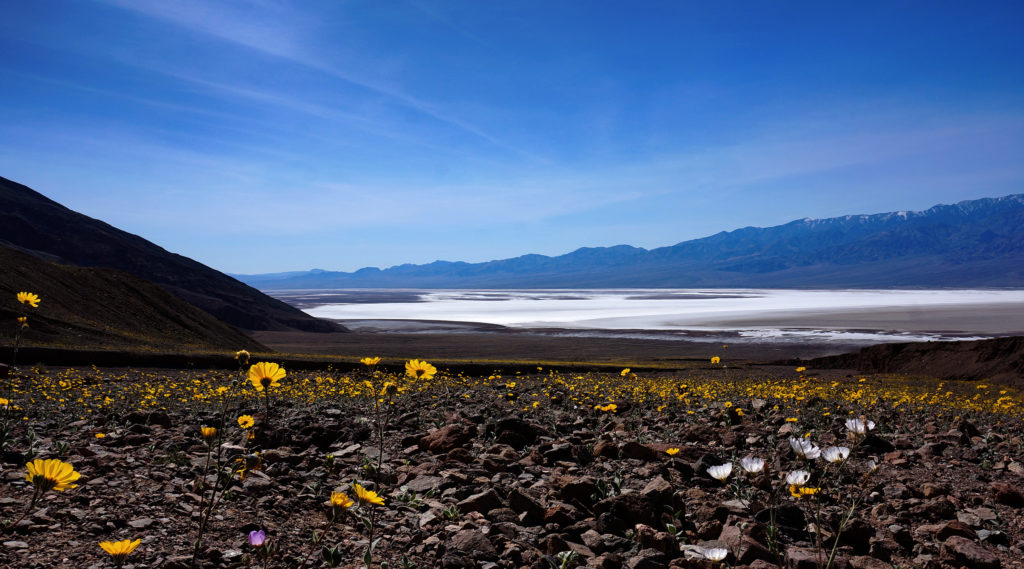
[128,517,154,528]
[943,535,1001,569]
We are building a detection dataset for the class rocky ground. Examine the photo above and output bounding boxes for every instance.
[0,365,1022,569]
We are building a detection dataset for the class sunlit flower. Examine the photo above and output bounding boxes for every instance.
[248,529,266,547]
[236,452,262,480]
[248,362,285,391]
[789,437,820,460]
[26,458,80,492]
[710,356,721,364]
[360,356,382,366]
[17,316,28,328]
[665,447,681,456]
[380,381,398,397]
[740,457,765,474]
[866,459,879,472]
[821,446,850,463]
[702,547,728,562]
[405,359,437,380]
[707,463,732,482]
[201,426,217,442]
[99,538,141,566]
[789,485,819,498]
[17,292,40,308]
[845,418,876,437]
[330,491,354,509]
[353,483,385,506]
[0,397,9,408]
[94,432,105,438]
[795,366,806,373]
[620,368,630,376]
[786,470,811,486]
[785,417,798,422]
[595,403,617,413]
[234,350,250,365]
[237,415,255,429]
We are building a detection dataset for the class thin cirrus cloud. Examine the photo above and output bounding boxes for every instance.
[98,0,541,161]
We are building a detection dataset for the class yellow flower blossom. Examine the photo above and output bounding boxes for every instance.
[330,491,354,509]
[16,292,40,308]
[99,538,141,566]
[353,483,385,506]
[360,356,382,366]
[26,458,80,492]
[665,447,681,456]
[405,359,437,380]
[248,362,285,391]
[237,415,255,429]
[710,356,721,364]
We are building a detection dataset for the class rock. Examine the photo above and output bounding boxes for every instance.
[3,541,29,549]
[127,517,154,528]
[508,488,546,523]
[942,535,1001,569]
[593,440,620,459]
[492,417,545,450]
[551,475,601,505]
[420,424,474,454]
[544,502,582,525]
[620,442,660,461]
[594,493,660,530]
[640,476,673,504]
[934,520,976,541]
[634,524,677,556]
[625,548,668,569]
[849,556,892,569]
[457,489,503,514]
[448,529,497,559]
[991,482,1024,506]
[405,475,446,493]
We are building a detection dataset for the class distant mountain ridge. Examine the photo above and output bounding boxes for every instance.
[0,176,340,332]
[237,194,1024,289]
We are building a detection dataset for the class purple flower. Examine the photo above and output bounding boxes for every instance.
[248,529,266,547]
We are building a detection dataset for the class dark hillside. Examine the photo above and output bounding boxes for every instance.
[0,175,340,332]
[0,245,264,352]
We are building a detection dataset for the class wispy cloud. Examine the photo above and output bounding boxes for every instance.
[99,0,544,161]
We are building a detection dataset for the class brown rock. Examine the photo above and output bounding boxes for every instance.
[420,424,474,454]
[991,482,1024,506]
[448,529,497,559]
[457,488,503,514]
[942,536,1001,569]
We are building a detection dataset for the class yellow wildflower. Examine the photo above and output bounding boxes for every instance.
[237,415,255,429]
[665,447,681,456]
[330,491,354,509]
[360,356,382,366]
[16,292,40,308]
[99,538,141,566]
[26,458,80,492]
[405,359,437,380]
[248,362,285,391]
[710,356,721,364]
[353,483,385,506]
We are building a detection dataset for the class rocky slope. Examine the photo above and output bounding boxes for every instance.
[0,245,263,353]
[0,176,340,333]
[0,366,1020,569]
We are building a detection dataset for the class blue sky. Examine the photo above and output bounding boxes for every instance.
[2,1,1023,274]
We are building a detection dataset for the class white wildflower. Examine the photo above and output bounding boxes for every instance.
[707,463,732,482]
[786,470,811,486]
[740,457,765,474]
[702,547,728,562]
[822,446,850,463]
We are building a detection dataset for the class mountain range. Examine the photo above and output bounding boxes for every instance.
[237,194,1024,289]
[0,175,339,334]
